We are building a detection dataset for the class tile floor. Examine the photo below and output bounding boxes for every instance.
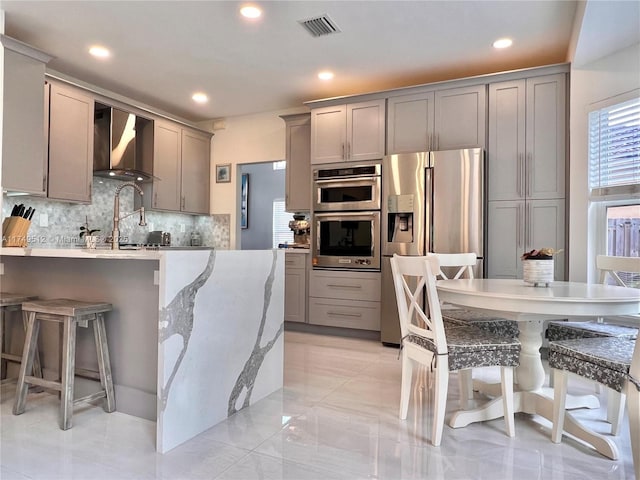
[0,331,635,479]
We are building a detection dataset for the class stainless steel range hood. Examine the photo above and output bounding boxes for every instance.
[93,103,154,182]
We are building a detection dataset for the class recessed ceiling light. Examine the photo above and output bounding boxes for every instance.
[493,38,513,49]
[192,92,209,104]
[89,45,110,58]
[240,5,262,19]
[318,71,334,81]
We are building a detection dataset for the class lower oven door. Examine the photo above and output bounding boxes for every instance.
[312,211,380,271]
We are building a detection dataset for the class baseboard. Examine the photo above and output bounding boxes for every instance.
[284,321,381,341]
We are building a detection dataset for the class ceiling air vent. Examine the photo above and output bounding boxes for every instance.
[298,14,341,37]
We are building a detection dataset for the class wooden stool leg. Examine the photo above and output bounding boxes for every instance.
[94,314,116,413]
[60,316,77,430]
[13,312,40,415]
[22,311,43,379]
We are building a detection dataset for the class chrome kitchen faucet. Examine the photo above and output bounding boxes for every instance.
[111,182,146,249]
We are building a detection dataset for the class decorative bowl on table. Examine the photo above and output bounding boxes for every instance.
[521,248,561,287]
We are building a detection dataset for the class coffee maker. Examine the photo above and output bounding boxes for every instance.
[288,213,310,247]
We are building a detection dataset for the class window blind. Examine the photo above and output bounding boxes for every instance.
[272,199,292,247]
[589,97,640,198]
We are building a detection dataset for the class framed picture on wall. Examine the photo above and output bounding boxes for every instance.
[216,164,231,183]
[240,173,249,229]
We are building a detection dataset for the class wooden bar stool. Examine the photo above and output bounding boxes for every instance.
[13,299,116,430]
[0,293,42,382]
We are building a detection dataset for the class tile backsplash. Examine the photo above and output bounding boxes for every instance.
[2,178,230,249]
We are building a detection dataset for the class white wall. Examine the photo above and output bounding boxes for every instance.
[568,42,640,281]
[209,106,308,248]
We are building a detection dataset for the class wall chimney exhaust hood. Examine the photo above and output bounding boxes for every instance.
[93,103,154,182]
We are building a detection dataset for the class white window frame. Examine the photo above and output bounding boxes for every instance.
[588,89,640,201]
[587,90,640,284]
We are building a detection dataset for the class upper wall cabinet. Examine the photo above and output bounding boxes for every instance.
[1,36,51,195]
[386,84,486,154]
[281,113,311,212]
[387,92,434,154]
[145,120,211,215]
[488,74,566,202]
[435,85,487,150]
[311,99,385,164]
[181,128,211,214]
[47,81,95,203]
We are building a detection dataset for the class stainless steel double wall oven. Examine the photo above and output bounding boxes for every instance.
[312,164,381,271]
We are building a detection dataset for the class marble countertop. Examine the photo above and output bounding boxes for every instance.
[0,246,214,260]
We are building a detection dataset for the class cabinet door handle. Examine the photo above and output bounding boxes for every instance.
[526,152,532,198]
[42,175,47,192]
[89,182,92,199]
[517,204,522,248]
[326,284,362,289]
[347,142,351,160]
[526,203,532,248]
[342,143,345,160]
[154,192,158,207]
[516,153,522,198]
[327,311,362,318]
[181,196,185,209]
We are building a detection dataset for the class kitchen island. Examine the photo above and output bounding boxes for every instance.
[0,247,284,453]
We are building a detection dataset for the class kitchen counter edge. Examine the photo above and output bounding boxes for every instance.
[0,246,214,260]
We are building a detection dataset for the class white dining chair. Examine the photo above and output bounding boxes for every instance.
[391,254,520,446]
[546,255,639,434]
[549,336,640,478]
[427,252,519,408]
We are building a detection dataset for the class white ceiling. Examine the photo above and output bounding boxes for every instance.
[1,0,582,122]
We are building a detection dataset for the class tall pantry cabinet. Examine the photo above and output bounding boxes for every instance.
[487,74,566,279]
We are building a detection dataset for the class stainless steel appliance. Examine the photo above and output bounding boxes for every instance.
[289,213,310,247]
[313,164,381,212]
[312,211,381,270]
[380,149,486,345]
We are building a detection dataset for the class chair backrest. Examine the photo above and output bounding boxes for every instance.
[390,254,447,354]
[596,255,640,287]
[427,252,477,279]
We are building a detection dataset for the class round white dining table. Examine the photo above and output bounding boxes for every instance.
[436,278,640,459]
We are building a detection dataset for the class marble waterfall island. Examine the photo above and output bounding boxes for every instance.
[157,249,284,452]
[0,247,284,453]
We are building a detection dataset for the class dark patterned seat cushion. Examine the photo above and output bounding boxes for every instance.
[407,326,520,372]
[549,337,638,392]
[546,320,638,341]
[442,308,519,338]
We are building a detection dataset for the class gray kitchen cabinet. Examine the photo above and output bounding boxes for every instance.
[151,120,182,211]
[284,252,308,323]
[488,198,565,280]
[386,84,486,154]
[434,84,487,150]
[181,128,211,214]
[146,121,211,214]
[311,99,385,164]
[280,113,311,212]
[308,270,381,330]
[488,74,566,202]
[387,92,434,154]
[1,36,51,195]
[487,74,566,279]
[47,81,94,203]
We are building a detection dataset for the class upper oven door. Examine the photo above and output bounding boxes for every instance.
[313,175,381,212]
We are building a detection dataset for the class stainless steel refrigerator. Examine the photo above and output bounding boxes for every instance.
[380,149,486,345]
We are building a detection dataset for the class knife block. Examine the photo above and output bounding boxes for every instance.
[2,216,31,247]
